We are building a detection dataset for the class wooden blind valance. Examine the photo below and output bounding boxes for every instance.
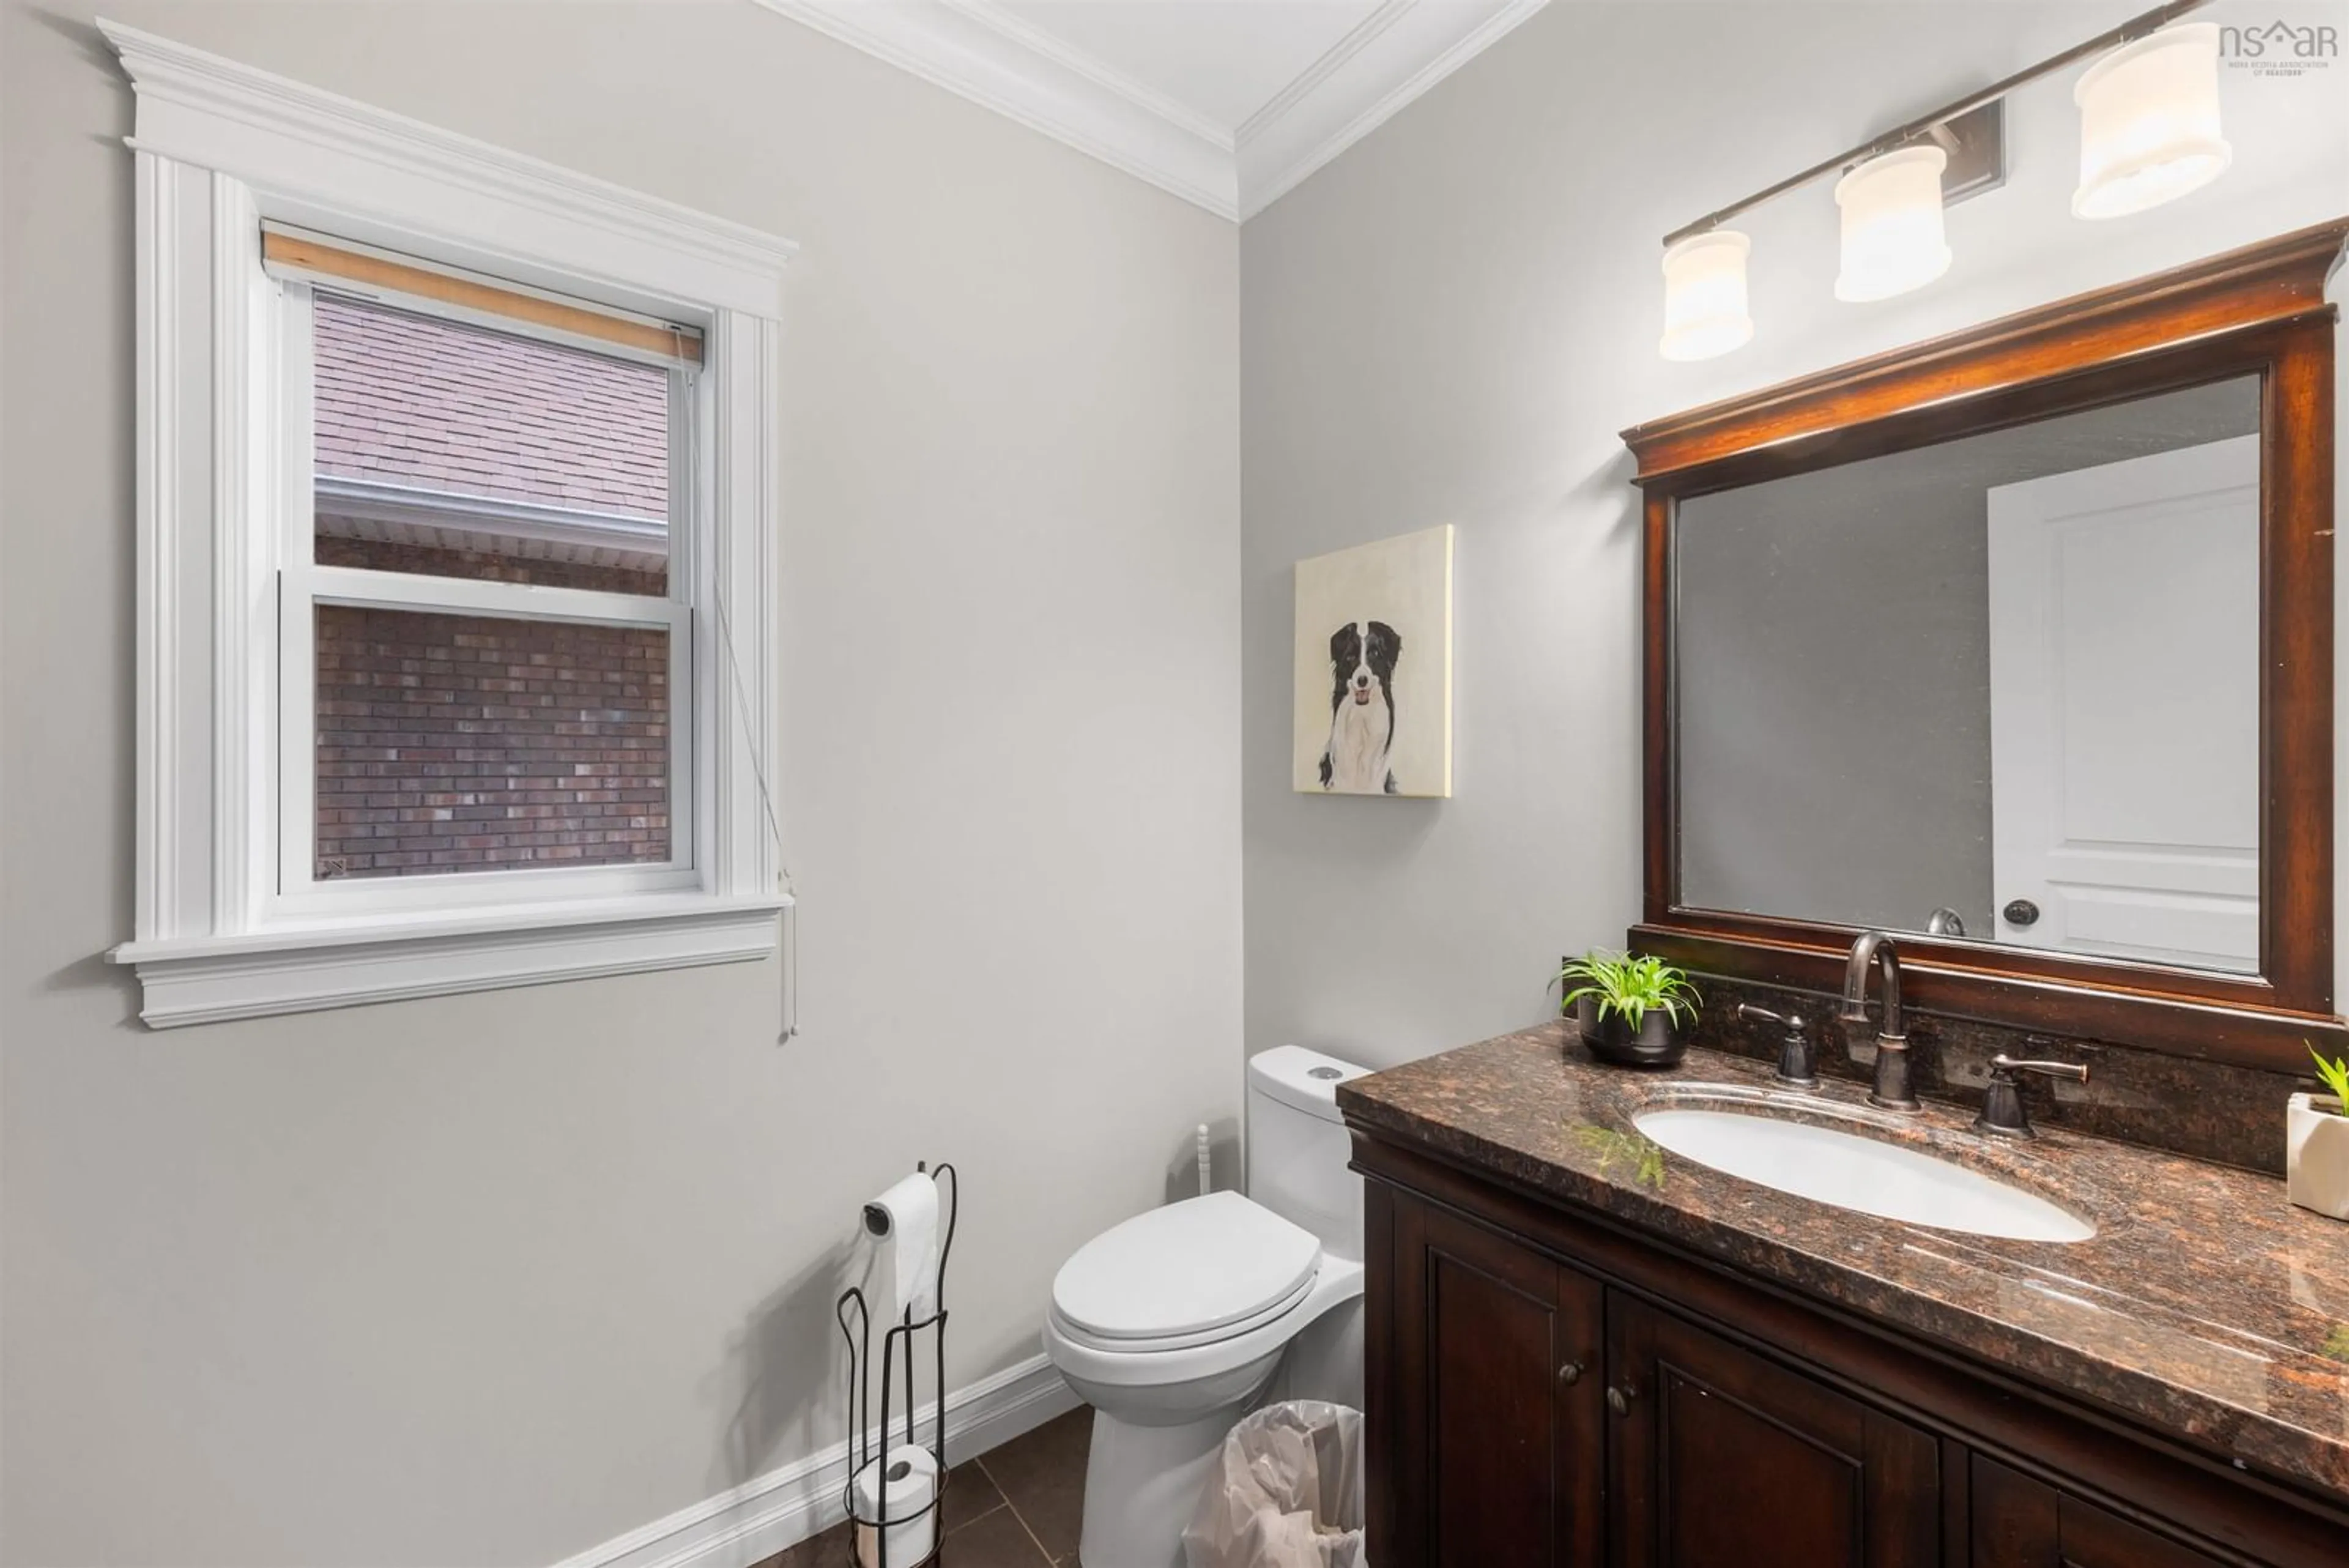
[260,226,703,365]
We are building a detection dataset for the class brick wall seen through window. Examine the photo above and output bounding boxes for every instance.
[314,593,670,879]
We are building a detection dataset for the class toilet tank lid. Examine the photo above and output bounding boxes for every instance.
[1248,1046,1369,1123]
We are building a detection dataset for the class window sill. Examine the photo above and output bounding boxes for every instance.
[109,894,790,1028]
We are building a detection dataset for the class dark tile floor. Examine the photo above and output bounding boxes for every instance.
[760,1405,1093,1568]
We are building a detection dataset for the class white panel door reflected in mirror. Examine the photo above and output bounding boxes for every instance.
[1674,376,2261,975]
[1986,435,2259,972]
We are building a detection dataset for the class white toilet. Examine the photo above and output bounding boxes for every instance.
[1042,1046,1368,1568]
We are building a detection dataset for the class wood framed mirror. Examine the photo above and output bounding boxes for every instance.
[1622,219,2348,1073]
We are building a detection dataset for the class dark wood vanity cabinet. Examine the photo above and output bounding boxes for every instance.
[1361,1148,2347,1568]
[1379,1181,1940,1567]
[1969,1457,2227,1568]
[1376,1227,2236,1568]
[1608,1295,1942,1567]
[1384,1195,1605,1566]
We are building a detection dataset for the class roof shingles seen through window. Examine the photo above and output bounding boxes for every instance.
[312,292,669,521]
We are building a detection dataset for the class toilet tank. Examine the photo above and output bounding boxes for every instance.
[1245,1046,1370,1262]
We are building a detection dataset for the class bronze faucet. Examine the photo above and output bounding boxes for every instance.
[1842,931,1920,1111]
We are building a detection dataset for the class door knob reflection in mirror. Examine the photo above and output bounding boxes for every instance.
[2003,899,2041,927]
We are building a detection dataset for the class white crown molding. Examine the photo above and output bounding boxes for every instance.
[554,1354,1080,1568]
[947,0,1234,154]
[751,0,1239,218]
[1236,0,1549,220]
[98,19,798,318]
[749,0,1548,224]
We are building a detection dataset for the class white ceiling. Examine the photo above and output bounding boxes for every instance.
[752,0,1549,221]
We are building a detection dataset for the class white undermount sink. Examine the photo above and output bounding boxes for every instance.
[1633,1107,2097,1244]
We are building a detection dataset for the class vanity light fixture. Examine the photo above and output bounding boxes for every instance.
[1658,230,1754,362]
[1653,0,2217,359]
[1833,146,1953,303]
[2073,22,2232,219]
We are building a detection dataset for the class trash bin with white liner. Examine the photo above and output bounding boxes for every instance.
[1182,1400,1367,1568]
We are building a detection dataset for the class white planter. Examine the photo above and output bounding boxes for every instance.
[2287,1093,2349,1220]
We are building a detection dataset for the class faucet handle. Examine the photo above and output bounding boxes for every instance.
[1972,1054,2089,1139]
[1989,1054,2090,1085]
[1737,1004,1818,1088]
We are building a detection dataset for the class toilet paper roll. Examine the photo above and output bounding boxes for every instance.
[851,1447,940,1568]
[863,1172,941,1321]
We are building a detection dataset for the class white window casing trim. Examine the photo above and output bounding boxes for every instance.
[103,20,792,319]
[104,20,797,1027]
[113,897,788,1030]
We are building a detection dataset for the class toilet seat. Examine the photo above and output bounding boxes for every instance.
[1041,1254,1364,1392]
[1050,1192,1321,1351]
[1050,1271,1315,1354]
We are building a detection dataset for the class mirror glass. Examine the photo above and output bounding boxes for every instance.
[1674,376,2262,974]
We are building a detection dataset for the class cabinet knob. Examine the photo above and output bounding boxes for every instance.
[1556,1359,1585,1388]
[1607,1384,1635,1417]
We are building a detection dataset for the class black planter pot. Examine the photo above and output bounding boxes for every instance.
[1576,996,1688,1069]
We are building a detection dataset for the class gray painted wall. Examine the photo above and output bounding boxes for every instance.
[1676,377,2262,937]
[0,5,1239,1564]
[1677,455,1998,935]
[1240,0,2348,1071]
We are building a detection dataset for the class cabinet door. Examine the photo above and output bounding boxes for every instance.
[1970,1455,2227,1568]
[1384,1192,1606,1567]
[1607,1292,1941,1567]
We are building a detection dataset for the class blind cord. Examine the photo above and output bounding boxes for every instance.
[687,362,798,1042]
[713,582,798,1044]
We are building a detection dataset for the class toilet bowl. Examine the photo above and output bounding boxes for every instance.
[1041,1047,1368,1568]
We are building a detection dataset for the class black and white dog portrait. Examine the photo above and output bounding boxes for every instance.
[1291,525,1452,799]
[1318,620,1401,794]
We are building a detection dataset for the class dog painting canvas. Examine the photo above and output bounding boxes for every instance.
[1293,525,1453,798]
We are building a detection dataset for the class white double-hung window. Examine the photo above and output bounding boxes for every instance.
[105,24,795,1027]
[273,239,697,909]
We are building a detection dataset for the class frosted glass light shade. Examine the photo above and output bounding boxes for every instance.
[2073,22,2231,220]
[1658,230,1753,362]
[1833,145,1951,303]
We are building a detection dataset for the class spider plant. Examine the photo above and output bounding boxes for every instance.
[1559,949,1702,1032]
[2310,1044,2349,1114]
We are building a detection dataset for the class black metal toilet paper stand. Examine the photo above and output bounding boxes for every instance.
[836,1161,958,1568]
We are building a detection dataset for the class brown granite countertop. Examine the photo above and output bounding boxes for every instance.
[1338,1022,2349,1503]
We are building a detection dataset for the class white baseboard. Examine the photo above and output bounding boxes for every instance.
[555,1354,1080,1568]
